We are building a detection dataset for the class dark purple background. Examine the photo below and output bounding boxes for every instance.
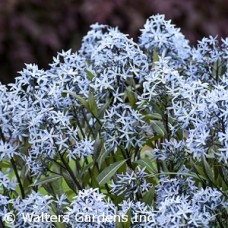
[1,0,228,84]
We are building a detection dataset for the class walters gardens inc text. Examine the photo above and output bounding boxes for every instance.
[3,211,156,225]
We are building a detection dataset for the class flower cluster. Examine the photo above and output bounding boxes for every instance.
[110,167,152,200]
[154,139,186,171]
[170,65,228,163]
[102,104,147,152]
[12,192,53,228]
[155,177,227,227]
[139,14,191,67]
[66,188,116,227]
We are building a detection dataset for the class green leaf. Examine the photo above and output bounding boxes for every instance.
[86,70,95,80]
[0,161,11,168]
[220,167,228,187]
[63,91,89,110]
[126,88,136,107]
[153,49,159,62]
[55,221,66,228]
[202,156,214,183]
[151,103,163,115]
[190,159,204,176]
[96,160,126,185]
[19,138,31,154]
[93,136,104,161]
[115,208,131,228]
[20,164,30,180]
[176,129,184,140]
[143,113,162,121]
[83,161,94,173]
[30,174,62,187]
[150,120,166,137]
[123,209,131,228]
[98,98,111,118]
[115,221,124,228]
[135,158,157,174]
[142,186,155,206]
[97,149,109,170]
[88,92,98,118]
[159,172,207,181]
[62,171,77,191]
[51,176,63,196]
[145,136,160,147]
[83,166,98,187]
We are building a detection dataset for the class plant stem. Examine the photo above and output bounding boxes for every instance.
[120,146,134,169]
[73,108,86,138]
[10,158,25,199]
[0,128,25,198]
[59,152,82,190]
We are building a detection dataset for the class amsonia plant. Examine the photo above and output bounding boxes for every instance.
[0,14,228,227]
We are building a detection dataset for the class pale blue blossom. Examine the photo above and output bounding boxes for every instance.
[139,14,191,67]
[0,171,17,191]
[102,104,147,152]
[110,167,152,200]
[13,191,53,228]
[66,188,116,227]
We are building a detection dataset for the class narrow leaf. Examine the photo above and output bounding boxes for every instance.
[97,149,109,170]
[135,158,157,174]
[86,70,95,81]
[88,92,98,117]
[123,208,131,228]
[96,160,126,185]
[142,187,155,206]
[31,174,62,186]
[62,90,89,109]
[150,120,166,137]
[126,88,136,107]
[153,49,159,62]
[202,156,214,183]
[143,113,162,121]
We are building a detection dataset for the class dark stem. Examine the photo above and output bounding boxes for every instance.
[81,108,96,138]
[119,146,134,170]
[0,127,25,198]
[11,158,25,199]
[58,152,82,190]
[73,108,86,138]
[164,111,170,141]
[0,218,5,228]
[83,157,93,187]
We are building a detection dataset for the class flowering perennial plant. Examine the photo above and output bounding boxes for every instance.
[0,14,228,227]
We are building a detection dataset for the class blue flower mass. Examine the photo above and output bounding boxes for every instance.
[0,14,228,227]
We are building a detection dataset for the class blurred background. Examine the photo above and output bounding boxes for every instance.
[1,0,228,84]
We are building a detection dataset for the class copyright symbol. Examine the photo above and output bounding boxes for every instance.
[3,212,15,224]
